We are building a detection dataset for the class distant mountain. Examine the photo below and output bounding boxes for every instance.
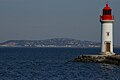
[0,38,100,48]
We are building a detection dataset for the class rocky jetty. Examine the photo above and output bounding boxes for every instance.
[74,55,120,66]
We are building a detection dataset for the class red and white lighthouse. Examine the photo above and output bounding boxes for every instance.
[100,3,115,55]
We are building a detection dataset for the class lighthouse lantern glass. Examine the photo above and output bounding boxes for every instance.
[103,10,111,15]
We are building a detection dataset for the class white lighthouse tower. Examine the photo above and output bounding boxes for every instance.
[100,3,115,55]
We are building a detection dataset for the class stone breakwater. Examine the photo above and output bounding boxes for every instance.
[74,55,120,66]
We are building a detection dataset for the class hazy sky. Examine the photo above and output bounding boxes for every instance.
[0,0,120,44]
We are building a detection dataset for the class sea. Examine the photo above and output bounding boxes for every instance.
[0,47,120,80]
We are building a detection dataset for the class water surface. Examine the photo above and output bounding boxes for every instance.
[0,47,120,80]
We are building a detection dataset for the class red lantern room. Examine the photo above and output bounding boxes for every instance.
[100,4,114,21]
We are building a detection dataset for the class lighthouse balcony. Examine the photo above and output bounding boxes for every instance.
[100,15,114,21]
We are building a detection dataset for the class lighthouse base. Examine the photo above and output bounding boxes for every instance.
[100,52,116,55]
[74,54,120,66]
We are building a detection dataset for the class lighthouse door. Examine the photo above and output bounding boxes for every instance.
[106,43,110,52]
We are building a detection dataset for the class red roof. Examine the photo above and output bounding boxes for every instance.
[103,4,111,10]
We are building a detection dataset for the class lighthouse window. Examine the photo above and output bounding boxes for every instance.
[103,10,111,15]
[107,32,110,36]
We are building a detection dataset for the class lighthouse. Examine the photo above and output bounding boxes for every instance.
[100,3,115,55]
[74,1,120,65]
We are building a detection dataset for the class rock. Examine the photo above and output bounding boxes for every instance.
[74,54,120,66]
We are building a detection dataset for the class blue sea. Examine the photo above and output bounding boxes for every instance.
[0,47,120,80]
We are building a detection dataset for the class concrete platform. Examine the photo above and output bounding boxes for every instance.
[74,54,120,66]
[100,52,116,55]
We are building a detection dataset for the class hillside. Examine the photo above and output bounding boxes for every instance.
[0,38,100,48]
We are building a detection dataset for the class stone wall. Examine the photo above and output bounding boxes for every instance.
[74,55,120,66]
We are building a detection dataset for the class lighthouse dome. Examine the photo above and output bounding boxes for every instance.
[103,4,111,10]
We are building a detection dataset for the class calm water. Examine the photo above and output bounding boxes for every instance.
[0,47,120,80]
